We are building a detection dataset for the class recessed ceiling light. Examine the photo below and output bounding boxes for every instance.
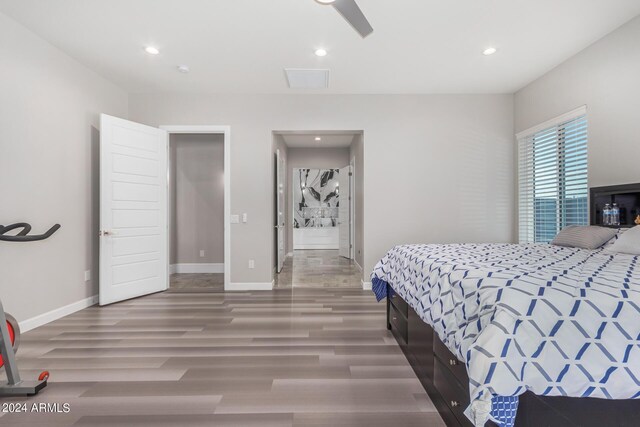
[314,48,328,57]
[177,65,190,73]
[315,0,336,4]
[144,46,160,55]
[483,47,497,56]
[315,137,322,141]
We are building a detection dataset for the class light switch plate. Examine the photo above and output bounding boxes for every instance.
[230,214,240,224]
[242,213,248,223]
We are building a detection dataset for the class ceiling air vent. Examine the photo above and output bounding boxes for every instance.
[284,69,330,89]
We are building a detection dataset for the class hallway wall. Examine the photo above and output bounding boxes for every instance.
[170,134,225,266]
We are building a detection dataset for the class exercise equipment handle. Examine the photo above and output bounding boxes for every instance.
[0,223,61,242]
[0,223,32,236]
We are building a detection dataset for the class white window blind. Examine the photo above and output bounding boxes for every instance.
[518,108,588,243]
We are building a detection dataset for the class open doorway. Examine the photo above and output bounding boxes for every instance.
[165,130,228,292]
[99,117,231,305]
[272,131,364,289]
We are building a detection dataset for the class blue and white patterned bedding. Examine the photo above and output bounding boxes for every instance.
[371,243,640,427]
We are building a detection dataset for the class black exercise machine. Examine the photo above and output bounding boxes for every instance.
[0,222,60,396]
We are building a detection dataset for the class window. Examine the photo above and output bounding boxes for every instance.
[518,107,588,243]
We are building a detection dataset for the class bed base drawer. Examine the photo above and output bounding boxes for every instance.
[434,358,473,427]
[389,302,408,345]
[433,333,468,386]
[389,291,408,318]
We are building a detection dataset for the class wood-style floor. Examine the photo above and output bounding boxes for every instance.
[275,250,363,289]
[1,288,445,427]
[169,273,224,292]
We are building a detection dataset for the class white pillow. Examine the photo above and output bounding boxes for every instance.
[606,226,640,255]
[603,227,629,248]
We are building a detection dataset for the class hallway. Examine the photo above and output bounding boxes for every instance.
[274,250,362,289]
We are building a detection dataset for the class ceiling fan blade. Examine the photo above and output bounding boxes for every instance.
[332,0,374,38]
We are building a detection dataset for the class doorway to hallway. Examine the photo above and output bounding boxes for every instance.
[272,131,364,289]
[166,131,227,293]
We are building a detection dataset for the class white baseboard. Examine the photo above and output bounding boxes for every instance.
[170,263,224,274]
[362,280,372,290]
[286,252,293,257]
[19,295,98,333]
[227,280,274,291]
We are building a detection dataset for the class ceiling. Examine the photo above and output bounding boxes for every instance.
[279,132,358,148]
[1,0,639,94]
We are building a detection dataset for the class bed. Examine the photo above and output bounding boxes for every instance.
[371,184,640,427]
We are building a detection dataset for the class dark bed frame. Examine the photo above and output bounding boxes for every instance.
[386,183,640,427]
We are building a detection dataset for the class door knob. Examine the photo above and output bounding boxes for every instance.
[100,230,115,236]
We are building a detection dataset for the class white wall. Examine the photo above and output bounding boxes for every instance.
[129,94,515,285]
[515,15,640,189]
[169,134,224,265]
[0,12,128,323]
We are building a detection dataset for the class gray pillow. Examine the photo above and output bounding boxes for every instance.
[606,226,640,255]
[551,225,617,249]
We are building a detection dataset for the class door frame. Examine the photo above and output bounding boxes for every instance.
[337,164,352,259]
[275,148,285,273]
[161,125,231,292]
[350,158,355,260]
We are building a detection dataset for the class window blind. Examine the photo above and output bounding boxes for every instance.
[518,109,588,243]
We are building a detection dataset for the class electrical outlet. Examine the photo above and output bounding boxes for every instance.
[84,270,91,282]
[199,250,205,258]
[242,213,248,223]
[248,260,255,269]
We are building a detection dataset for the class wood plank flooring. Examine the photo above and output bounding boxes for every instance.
[0,289,444,427]
[169,274,224,292]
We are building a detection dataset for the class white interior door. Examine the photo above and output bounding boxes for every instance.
[276,149,286,272]
[338,165,351,258]
[100,114,168,306]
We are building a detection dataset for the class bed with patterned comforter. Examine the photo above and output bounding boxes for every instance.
[371,243,640,427]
